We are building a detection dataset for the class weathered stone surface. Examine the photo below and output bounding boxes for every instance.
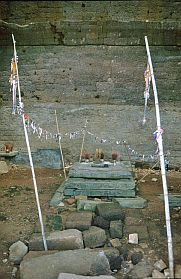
[125,225,149,241]
[34,215,63,233]
[159,194,181,208]
[131,251,143,265]
[93,216,110,230]
[23,250,59,261]
[154,259,167,272]
[124,216,143,226]
[96,203,125,221]
[152,269,165,278]
[65,212,92,231]
[128,261,154,278]
[0,161,9,174]
[9,240,28,264]
[77,200,101,212]
[163,268,170,278]
[113,197,147,208]
[29,229,84,251]
[92,247,120,271]
[83,226,107,248]
[49,187,64,207]
[64,178,136,197]
[109,220,123,239]
[69,162,132,179]
[175,264,181,279]
[0,0,180,170]
[20,249,111,279]
[57,274,116,279]
[109,238,121,249]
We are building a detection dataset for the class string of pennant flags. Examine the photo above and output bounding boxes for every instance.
[14,100,167,162]
[9,54,167,163]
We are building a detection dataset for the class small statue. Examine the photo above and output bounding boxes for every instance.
[95,148,104,161]
[4,143,14,153]
[112,151,118,166]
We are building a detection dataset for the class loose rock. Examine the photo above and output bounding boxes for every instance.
[154,259,167,271]
[131,251,143,265]
[9,240,28,264]
[128,233,139,244]
[83,226,107,248]
[152,269,165,278]
[65,212,92,231]
[20,249,111,279]
[29,229,84,251]
[93,216,110,230]
[96,203,125,221]
[12,267,18,277]
[152,178,158,182]
[128,260,153,278]
[109,220,123,239]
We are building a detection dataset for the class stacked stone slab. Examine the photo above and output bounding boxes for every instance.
[63,161,136,198]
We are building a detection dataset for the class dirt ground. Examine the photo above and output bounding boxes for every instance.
[0,164,180,279]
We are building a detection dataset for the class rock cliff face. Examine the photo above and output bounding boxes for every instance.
[0,1,180,167]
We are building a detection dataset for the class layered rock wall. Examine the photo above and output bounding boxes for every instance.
[0,1,180,167]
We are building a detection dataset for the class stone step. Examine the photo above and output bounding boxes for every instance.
[113,197,147,208]
[64,178,136,197]
[69,169,132,179]
[159,194,181,208]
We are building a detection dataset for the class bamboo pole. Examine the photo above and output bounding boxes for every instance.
[123,141,134,174]
[145,36,174,278]
[79,119,87,163]
[12,34,48,251]
[55,109,67,179]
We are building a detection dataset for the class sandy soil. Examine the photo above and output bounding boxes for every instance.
[0,165,180,279]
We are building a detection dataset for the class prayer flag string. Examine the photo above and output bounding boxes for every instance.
[14,101,166,162]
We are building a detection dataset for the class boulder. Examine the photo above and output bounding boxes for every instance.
[109,238,121,249]
[128,261,153,278]
[152,269,165,278]
[34,215,63,233]
[29,229,84,251]
[93,216,110,230]
[154,259,167,271]
[77,200,101,212]
[9,240,28,264]
[83,226,107,248]
[65,212,92,231]
[92,247,120,271]
[96,203,125,221]
[20,249,111,279]
[131,251,143,265]
[109,220,123,239]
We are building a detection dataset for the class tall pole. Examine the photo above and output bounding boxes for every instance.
[79,119,87,163]
[55,109,67,179]
[12,34,48,251]
[145,36,174,278]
